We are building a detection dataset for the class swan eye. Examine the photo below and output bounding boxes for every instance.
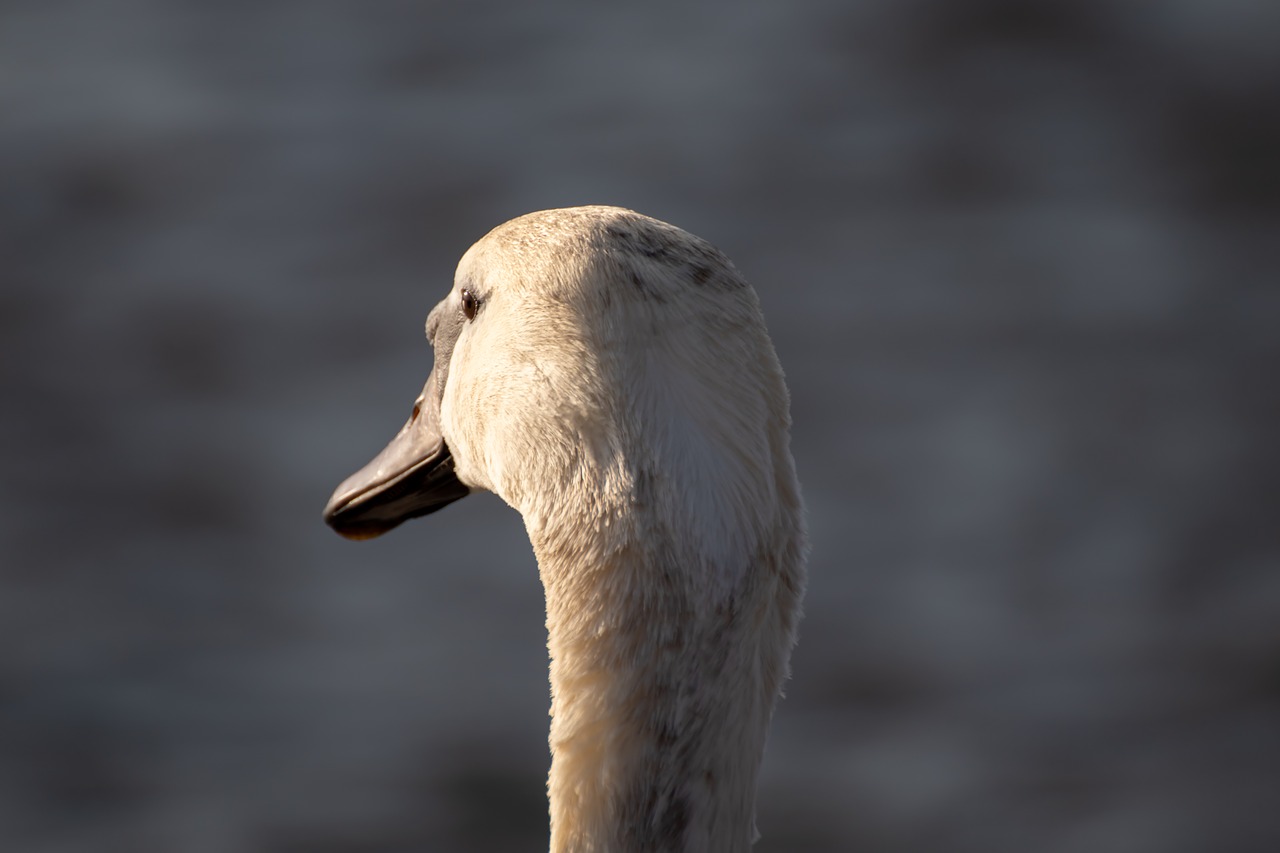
[460,288,479,321]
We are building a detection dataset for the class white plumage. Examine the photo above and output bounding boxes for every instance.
[325,206,806,853]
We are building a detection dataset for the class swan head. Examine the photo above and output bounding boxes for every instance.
[325,205,792,563]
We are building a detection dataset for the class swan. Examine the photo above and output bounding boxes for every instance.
[323,206,806,853]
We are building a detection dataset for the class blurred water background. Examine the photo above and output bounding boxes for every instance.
[3,1,1278,851]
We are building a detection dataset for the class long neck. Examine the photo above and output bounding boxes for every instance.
[530,517,794,853]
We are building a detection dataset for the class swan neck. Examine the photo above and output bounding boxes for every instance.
[535,534,768,853]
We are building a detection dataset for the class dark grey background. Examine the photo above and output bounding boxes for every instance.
[2,1,1277,851]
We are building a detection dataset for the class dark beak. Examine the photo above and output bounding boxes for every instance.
[323,373,470,540]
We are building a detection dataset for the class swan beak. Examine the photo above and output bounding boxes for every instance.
[323,379,470,540]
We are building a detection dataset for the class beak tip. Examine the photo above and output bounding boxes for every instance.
[333,525,392,541]
[322,499,399,540]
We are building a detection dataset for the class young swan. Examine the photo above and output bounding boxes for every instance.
[324,206,806,853]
